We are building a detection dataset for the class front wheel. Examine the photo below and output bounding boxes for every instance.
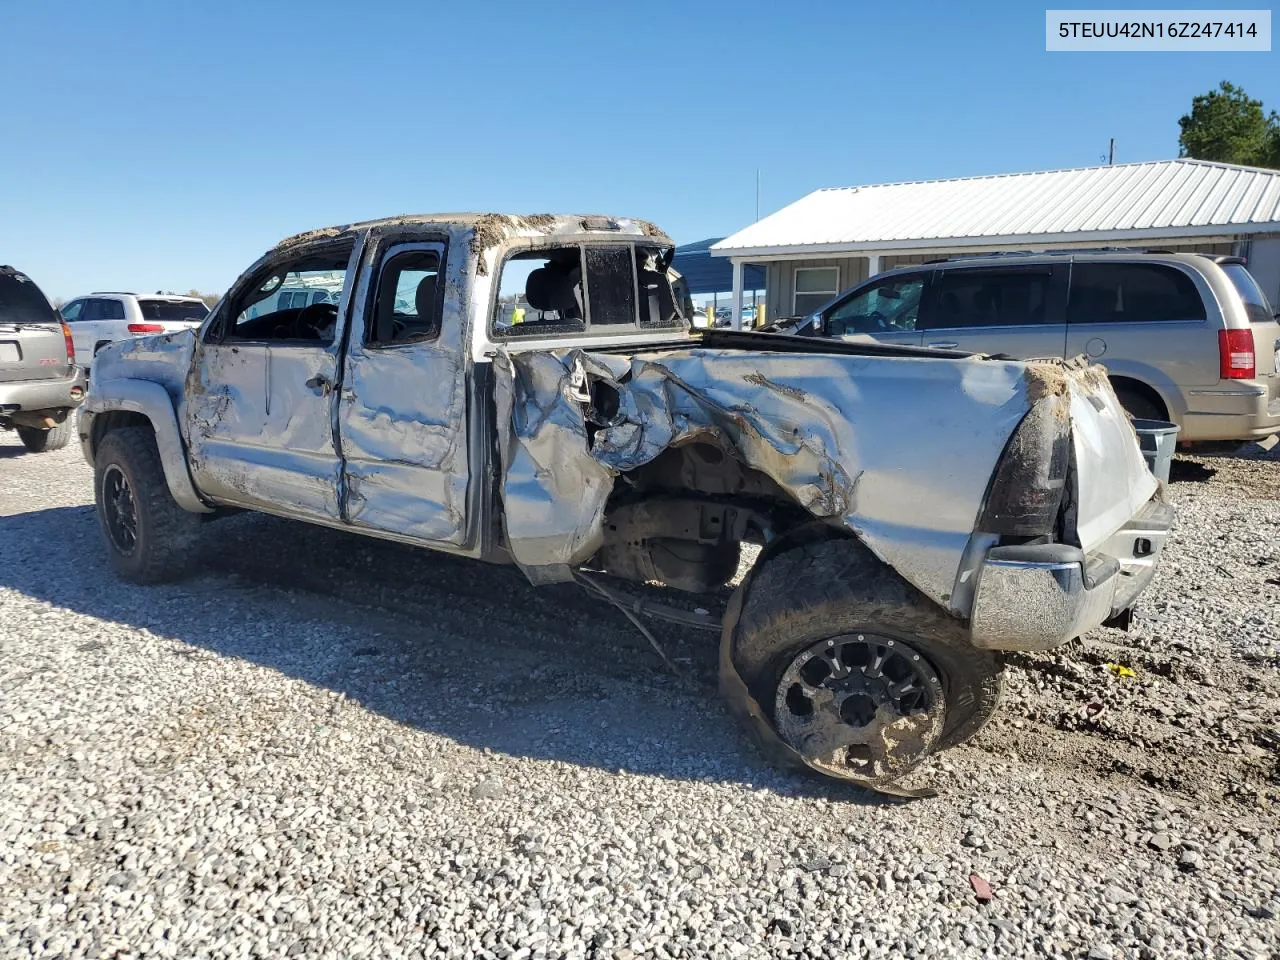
[94,426,202,584]
[728,537,1003,786]
[17,420,72,453]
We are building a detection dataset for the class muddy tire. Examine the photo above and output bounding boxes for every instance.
[17,420,72,453]
[94,426,202,584]
[731,537,1003,779]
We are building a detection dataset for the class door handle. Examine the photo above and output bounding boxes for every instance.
[305,374,332,396]
[928,341,959,349]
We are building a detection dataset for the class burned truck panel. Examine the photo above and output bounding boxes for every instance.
[494,347,1035,609]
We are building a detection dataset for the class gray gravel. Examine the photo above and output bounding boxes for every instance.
[1,430,1278,959]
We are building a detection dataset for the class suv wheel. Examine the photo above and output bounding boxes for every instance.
[17,420,72,453]
[94,426,202,584]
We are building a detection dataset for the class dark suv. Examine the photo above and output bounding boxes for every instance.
[0,266,87,452]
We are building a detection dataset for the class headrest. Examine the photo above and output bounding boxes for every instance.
[525,267,556,311]
[415,274,437,319]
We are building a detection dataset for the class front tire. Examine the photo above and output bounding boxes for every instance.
[94,426,201,584]
[730,537,1003,784]
[17,420,72,453]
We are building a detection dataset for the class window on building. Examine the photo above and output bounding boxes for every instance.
[793,267,840,316]
[1067,263,1205,324]
[926,268,1052,329]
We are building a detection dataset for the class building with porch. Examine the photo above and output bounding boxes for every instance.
[710,159,1280,328]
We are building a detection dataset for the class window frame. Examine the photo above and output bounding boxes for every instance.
[822,271,930,335]
[793,266,841,316]
[920,264,1064,332]
[205,240,357,346]
[489,240,686,341]
[1065,260,1209,326]
[362,240,449,349]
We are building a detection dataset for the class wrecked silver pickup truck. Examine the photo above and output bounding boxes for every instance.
[80,213,1172,788]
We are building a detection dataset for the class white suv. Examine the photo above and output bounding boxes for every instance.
[59,293,210,374]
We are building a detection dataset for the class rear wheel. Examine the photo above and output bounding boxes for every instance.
[17,419,72,453]
[730,537,1002,785]
[94,426,201,584]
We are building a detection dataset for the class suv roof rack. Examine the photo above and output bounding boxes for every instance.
[90,291,136,296]
[920,247,1235,266]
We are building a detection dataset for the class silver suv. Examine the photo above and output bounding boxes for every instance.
[0,265,87,452]
[791,253,1280,443]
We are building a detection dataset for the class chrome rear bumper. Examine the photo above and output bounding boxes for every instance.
[968,496,1174,652]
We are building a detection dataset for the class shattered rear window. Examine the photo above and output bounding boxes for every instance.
[493,243,685,338]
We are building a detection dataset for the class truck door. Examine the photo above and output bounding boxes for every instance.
[336,239,470,545]
[184,239,357,522]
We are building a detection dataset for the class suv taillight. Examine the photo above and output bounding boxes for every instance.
[60,320,75,363]
[127,323,165,334]
[1218,329,1256,379]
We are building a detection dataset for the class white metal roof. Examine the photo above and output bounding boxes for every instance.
[711,159,1280,259]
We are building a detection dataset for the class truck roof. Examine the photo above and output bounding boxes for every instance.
[273,212,672,253]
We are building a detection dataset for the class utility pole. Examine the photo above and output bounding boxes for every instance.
[1108,138,1115,165]
[755,169,761,222]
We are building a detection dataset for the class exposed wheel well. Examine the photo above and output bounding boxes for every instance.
[1107,376,1168,421]
[593,441,829,592]
[90,410,153,460]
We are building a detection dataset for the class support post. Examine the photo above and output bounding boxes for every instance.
[866,254,882,279]
[731,260,744,331]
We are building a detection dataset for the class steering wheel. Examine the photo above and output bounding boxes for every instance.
[294,302,338,339]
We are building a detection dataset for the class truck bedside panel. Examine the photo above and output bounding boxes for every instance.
[494,347,1035,607]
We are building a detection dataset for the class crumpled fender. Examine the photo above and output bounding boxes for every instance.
[493,345,1033,608]
[79,378,213,514]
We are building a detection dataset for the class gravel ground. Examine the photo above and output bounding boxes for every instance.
[1,430,1278,959]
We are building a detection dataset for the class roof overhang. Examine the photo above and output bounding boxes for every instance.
[711,221,1280,261]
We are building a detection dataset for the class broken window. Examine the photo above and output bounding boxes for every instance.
[493,244,685,338]
[367,249,443,345]
[216,245,353,344]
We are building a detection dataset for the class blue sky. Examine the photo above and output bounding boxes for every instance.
[1,0,1276,298]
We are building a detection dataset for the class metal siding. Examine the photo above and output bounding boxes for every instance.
[1246,236,1280,306]
[713,160,1280,255]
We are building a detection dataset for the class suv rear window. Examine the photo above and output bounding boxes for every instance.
[1068,263,1205,324]
[1220,263,1275,324]
[138,299,210,323]
[0,269,58,325]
